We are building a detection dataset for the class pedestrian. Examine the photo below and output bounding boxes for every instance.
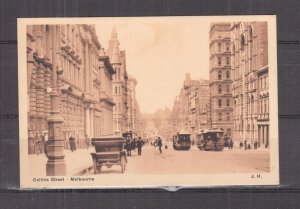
[254,141,258,150]
[85,134,90,150]
[125,138,131,156]
[42,131,49,156]
[244,140,247,150]
[229,138,233,150]
[69,136,76,152]
[157,137,163,154]
[137,137,144,156]
[239,142,243,149]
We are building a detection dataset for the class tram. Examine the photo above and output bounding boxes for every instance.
[197,129,224,151]
[172,131,191,150]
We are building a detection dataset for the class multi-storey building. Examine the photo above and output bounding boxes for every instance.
[108,27,129,134]
[209,23,234,136]
[98,48,116,136]
[195,79,210,131]
[127,76,138,134]
[231,22,269,148]
[171,74,210,140]
[26,24,115,154]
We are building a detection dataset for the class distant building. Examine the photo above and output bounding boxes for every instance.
[209,23,234,136]
[172,74,210,140]
[231,22,269,148]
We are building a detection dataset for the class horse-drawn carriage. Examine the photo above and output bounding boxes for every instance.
[90,136,127,174]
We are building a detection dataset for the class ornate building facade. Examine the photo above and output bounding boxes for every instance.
[231,22,269,148]
[108,27,129,134]
[127,76,139,135]
[26,24,115,154]
[209,23,234,136]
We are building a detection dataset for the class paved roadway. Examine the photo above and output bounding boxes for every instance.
[85,142,270,175]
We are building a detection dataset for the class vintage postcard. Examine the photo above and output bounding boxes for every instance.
[18,16,279,188]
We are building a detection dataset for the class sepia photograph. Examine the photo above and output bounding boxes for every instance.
[18,16,278,188]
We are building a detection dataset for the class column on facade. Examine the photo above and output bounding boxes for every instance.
[90,108,94,138]
[85,107,90,137]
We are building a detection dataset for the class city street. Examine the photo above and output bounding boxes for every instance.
[85,143,270,175]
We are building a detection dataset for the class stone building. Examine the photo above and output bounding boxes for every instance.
[108,27,129,134]
[26,24,115,154]
[195,79,210,131]
[209,23,234,136]
[171,74,210,140]
[98,48,116,136]
[231,22,269,148]
[127,76,138,134]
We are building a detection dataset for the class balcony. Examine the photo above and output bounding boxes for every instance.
[257,113,269,121]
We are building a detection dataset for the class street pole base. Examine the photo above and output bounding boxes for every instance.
[46,159,67,176]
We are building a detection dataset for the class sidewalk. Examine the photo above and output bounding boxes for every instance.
[28,147,94,176]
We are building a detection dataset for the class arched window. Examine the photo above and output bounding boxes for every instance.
[226,57,230,65]
[226,71,230,79]
[226,43,230,51]
[226,113,230,121]
[218,57,222,66]
[226,84,230,92]
[218,71,222,80]
[218,113,222,121]
[218,85,222,94]
[241,34,245,50]
[251,95,254,113]
[218,43,221,52]
[226,99,230,107]
[249,26,253,41]
[227,128,231,136]
[218,99,222,107]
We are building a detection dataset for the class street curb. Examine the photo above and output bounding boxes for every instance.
[73,165,93,176]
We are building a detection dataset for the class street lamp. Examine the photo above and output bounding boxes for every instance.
[46,25,66,176]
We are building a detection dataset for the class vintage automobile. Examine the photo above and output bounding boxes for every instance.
[197,129,224,151]
[90,136,127,174]
[172,131,191,150]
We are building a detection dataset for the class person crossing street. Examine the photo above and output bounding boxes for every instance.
[157,137,163,154]
[137,137,144,156]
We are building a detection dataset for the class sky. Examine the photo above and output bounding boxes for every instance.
[95,17,210,114]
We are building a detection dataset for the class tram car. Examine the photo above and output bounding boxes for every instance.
[172,131,191,150]
[197,129,224,151]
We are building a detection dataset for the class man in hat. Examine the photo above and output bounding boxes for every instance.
[157,137,163,154]
[136,137,144,156]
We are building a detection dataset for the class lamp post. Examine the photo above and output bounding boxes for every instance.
[46,25,66,176]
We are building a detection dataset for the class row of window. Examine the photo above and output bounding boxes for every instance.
[217,42,230,52]
[217,99,231,107]
[217,84,231,94]
[217,56,230,66]
[115,86,122,94]
[217,70,230,80]
[217,112,231,121]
